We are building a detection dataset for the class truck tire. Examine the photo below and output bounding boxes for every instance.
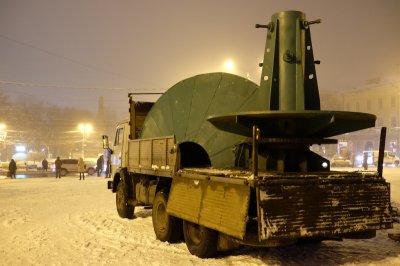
[152,190,182,243]
[183,220,218,258]
[116,181,135,219]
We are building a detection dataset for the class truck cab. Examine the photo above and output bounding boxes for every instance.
[103,101,154,190]
[110,121,129,175]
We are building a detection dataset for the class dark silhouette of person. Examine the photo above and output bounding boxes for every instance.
[42,158,48,171]
[96,155,104,176]
[55,157,62,178]
[8,159,17,179]
[362,152,368,170]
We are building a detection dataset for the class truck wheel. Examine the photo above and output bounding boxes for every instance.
[116,181,135,219]
[152,190,182,243]
[183,220,218,258]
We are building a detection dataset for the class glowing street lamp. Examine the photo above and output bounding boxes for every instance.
[223,59,235,73]
[78,123,93,158]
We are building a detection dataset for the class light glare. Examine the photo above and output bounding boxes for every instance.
[224,59,235,73]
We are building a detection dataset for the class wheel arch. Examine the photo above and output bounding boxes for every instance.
[155,176,173,195]
[112,172,121,193]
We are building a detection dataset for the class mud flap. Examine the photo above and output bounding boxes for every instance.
[167,174,250,239]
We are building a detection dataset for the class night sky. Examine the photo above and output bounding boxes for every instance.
[1,0,399,119]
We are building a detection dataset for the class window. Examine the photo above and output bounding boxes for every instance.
[391,96,396,108]
[114,127,124,146]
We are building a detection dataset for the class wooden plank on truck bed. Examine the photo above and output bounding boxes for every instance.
[128,141,139,166]
[127,136,176,178]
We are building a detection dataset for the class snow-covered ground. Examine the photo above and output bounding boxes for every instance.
[1,169,400,266]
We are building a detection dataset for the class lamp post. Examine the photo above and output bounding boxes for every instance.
[78,123,92,158]
[0,124,7,162]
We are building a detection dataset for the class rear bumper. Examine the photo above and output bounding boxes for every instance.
[257,174,392,240]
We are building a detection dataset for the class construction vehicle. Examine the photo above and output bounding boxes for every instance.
[103,10,392,258]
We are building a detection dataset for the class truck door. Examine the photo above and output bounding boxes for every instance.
[111,122,129,175]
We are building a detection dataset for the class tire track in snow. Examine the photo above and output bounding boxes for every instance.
[64,208,221,265]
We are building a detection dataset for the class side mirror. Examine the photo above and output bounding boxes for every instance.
[102,135,109,149]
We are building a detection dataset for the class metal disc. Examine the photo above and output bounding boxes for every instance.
[140,72,260,168]
[208,110,376,138]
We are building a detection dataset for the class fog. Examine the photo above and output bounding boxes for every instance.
[1,0,400,159]
[1,1,400,111]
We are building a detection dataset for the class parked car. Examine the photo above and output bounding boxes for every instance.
[83,159,97,175]
[330,154,353,167]
[54,159,96,176]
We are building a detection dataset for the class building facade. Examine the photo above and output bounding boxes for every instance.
[337,81,400,164]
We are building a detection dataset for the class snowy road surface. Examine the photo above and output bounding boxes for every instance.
[1,168,400,266]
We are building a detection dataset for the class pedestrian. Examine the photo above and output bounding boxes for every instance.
[55,157,62,178]
[96,155,104,177]
[8,159,17,179]
[77,157,85,180]
[105,157,111,178]
[362,152,368,170]
[42,158,48,171]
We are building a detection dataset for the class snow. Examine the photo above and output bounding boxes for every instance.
[1,170,400,265]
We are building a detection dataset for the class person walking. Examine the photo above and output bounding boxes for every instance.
[8,159,17,179]
[96,155,104,177]
[42,158,48,171]
[105,157,111,178]
[77,157,85,180]
[55,157,62,178]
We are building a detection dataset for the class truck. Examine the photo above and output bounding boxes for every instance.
[103,10,392,258]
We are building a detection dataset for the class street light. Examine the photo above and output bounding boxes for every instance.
[78,123,93,158]
[223,59,235,73]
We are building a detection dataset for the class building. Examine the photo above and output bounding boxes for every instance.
[338,79,400,162]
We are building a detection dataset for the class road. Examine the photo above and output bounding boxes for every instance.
[0,169,399,265]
